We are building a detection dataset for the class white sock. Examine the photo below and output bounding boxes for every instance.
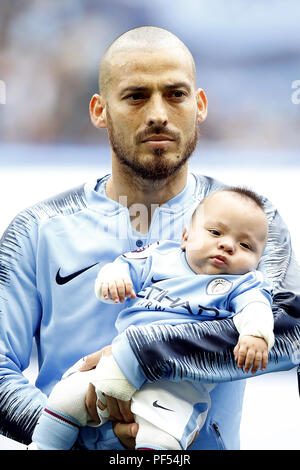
[47,370,99,426]
[135,416,181,450]
[92,354,136,402]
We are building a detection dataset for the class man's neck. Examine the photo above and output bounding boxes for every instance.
[105,159,188,233]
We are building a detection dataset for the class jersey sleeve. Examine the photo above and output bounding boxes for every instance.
[95,243,158,302]
[0,211,47,444]
[112,292,299,387]
[226,272,274,349]
[118,243,159,290]
[233,302,275,350]
[228,272,273,314]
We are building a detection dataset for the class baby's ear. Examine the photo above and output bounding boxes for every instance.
[181,227,189,251]
[256,257,262,269]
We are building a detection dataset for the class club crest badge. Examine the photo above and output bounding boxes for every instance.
[206,278,232,295]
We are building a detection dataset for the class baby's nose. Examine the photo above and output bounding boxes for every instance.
[218,239,235,254]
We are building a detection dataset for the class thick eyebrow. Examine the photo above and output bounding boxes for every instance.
[120,82,191,96]
[164,82,191,92]
[120,86,148,96]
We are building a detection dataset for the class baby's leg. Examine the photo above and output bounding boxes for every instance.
[131,380,213,450]
[32,370,98,450]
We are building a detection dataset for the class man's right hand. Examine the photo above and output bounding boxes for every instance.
[80,348,138,449]
[85,383,134,424]
[113,422,139,450]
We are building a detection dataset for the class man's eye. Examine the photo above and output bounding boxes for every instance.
[170,90,185,99]
[126,93,145,101]
[209,229,221,236]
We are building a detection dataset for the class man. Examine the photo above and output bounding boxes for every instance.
[0,26,299,450]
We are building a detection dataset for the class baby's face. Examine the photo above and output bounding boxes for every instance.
[181,191,268,276]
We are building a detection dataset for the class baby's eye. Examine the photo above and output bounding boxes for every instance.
[209,229,221,236]
[240,242,252,250]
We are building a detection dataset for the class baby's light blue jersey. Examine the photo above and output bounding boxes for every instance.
[112,241,272,333]
[0,172,298,450]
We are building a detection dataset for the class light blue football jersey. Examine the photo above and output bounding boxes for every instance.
[0,173,299,450]
[110,241,272,332]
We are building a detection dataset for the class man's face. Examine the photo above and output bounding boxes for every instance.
[102,48,202,180]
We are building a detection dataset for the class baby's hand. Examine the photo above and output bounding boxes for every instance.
[100,277,136,303]
[233,335,268,374]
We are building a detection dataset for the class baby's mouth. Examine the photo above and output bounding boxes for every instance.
[210,255,228,266]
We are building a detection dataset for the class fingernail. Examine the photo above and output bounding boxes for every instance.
[130,423,138,436]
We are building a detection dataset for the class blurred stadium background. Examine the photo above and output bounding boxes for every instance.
[0,0,299,450]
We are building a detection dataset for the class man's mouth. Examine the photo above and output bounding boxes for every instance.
[142,135,175,149]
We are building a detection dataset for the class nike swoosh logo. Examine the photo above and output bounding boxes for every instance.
[56,263,99,285]
[152,400,175,412]
[151,276,170,284]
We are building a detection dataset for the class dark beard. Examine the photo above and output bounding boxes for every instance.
[106,111,198,181]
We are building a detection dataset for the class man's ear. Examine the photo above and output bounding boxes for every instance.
[89,93,107,129]
[196,88,208,123]
[181,227,189,251]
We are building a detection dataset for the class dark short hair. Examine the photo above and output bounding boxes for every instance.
[220,186,265,211]
[191,186,266,225]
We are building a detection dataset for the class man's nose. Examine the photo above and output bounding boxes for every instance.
[146,94,168,127]
[218,238,235,254]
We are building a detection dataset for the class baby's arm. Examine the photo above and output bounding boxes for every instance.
[93,259,140,405]
[234,335,268,374]
[95,261,136,303]
[233,302,275,374]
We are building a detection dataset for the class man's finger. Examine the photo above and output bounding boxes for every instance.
[105,396,134,423]
[117,399,135,423]
[113,422,138,450]
[85,383,100,423]
[105,395,124,422]
[96,390,107,410]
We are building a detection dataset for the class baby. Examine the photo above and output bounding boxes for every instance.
[31,187,274,450]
